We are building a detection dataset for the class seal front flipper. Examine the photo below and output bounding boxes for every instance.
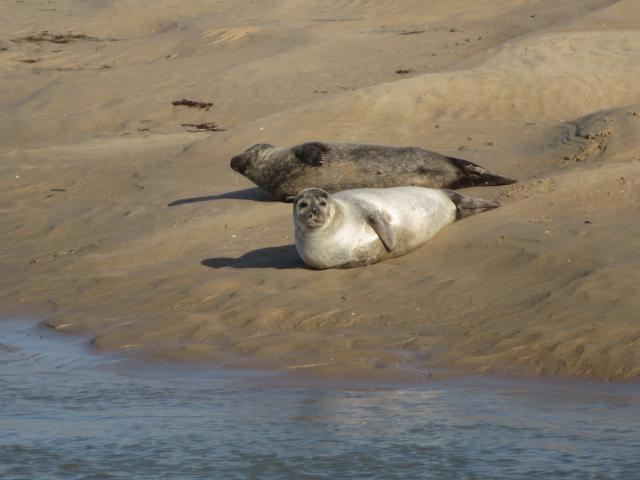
[368,211,396,251]
[292,142,331,166]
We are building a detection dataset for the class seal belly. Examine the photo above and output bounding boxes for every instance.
[340,222,386,267]
[336,187,457,255]
[393,189,457,247]
[294,218,383,269]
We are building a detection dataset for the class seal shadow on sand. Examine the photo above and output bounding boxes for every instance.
[168,187,273,206]
[201,244,306,270]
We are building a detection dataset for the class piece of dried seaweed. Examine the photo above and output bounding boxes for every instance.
[398,29,425,35]
[181,122,225,132]
[12,31,118,44]
[172,98,213,110]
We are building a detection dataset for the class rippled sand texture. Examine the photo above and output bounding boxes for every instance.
[2,0,640,381]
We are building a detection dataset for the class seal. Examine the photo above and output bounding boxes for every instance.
[293,186,500,269]
[230,141,515,201]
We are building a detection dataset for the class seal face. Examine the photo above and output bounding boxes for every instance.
[230,141,516,202]
[293,186,500,269]
[294,188,334,230]
[230,143,274,175]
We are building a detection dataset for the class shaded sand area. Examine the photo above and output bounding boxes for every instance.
[2,0,640,382]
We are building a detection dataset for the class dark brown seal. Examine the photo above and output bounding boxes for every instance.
[230,141,516,202]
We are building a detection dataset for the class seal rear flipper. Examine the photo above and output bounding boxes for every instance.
[444,190,501,219]
[368,212,396,251]
[447,157,516,187]
[292,142,331,166]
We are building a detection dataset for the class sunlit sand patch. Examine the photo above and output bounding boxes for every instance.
[201,27,260,45]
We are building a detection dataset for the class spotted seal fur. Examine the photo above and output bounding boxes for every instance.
[230,141,515,201]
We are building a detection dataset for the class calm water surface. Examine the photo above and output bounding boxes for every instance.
[1,318,639,479]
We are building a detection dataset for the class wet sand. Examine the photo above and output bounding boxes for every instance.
[1,0,640,382]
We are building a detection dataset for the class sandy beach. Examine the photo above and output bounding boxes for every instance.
[2,0,640,382]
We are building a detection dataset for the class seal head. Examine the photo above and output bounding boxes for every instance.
[294,188,334,230]
[230,143,275,175]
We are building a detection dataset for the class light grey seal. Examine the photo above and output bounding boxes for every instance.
[230,141,515,201]
[293,186,499,269]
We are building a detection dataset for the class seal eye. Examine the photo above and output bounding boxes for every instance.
[299,202,308,209]
[319,201,327,207]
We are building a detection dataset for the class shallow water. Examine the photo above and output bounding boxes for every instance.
[1,318,639,480]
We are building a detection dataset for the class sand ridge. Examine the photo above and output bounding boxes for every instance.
[1,0,640,382]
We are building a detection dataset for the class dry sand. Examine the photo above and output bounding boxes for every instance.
[2,0,640,382]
